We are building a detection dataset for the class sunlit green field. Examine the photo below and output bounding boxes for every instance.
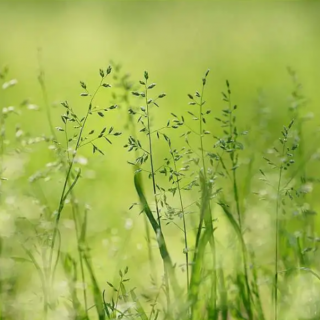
[1,2,320,320]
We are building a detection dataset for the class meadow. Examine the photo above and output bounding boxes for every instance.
[1,2,320,320]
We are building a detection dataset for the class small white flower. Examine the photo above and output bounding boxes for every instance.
[2,79,18,89]
[124,218,133,230]
[300,183,313,194]
[117,302,137,313]
[16,129,23,138]
[27,104,39,110]
[266,148,275,154]
[74,156,88,165]
[46,162,57,168]
[48,145,56,150]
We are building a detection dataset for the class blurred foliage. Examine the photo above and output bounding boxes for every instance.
[1,1,320,319]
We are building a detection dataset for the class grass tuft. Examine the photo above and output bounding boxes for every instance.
[0,62,320,320]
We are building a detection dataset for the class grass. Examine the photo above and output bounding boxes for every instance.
[1,61,320,320]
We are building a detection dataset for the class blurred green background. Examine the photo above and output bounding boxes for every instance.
[1,1,320,318]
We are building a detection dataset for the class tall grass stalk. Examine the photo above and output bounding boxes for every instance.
[112,63,156,277]
[129,71,175,307]
[286,67,316,264]
[274,119,295,320]
[37,57,89,314]
[167,141,190,291]
[143,72,162,232]
[274,148,283,320]
[226,81,253,320]
[48,67,113,277]
[187,70,217,319]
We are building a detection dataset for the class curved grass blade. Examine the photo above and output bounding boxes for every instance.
[189,173,217,320]
[218,199,253,319]
[130,289,148,320]
[83,254,105,320]
[189,230,210,320]
[61,253,88,320]
[134,171,181,298]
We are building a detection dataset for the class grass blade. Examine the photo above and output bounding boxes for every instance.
[134,171,181,299]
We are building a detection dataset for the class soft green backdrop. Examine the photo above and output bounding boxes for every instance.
[1,2,320,318]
